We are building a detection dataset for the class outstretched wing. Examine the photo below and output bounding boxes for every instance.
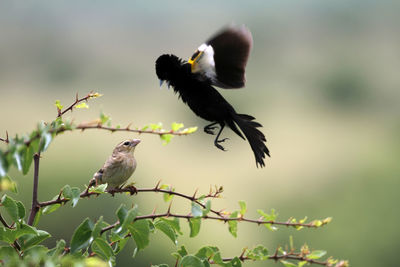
[188,25,253,89]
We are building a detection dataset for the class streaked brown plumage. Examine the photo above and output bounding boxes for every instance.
[89,139,140,189]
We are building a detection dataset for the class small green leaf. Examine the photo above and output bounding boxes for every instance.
[150,123,162,130]
[22,145,34,175]
[119,205,139,232]
[70,218,94,253]
[160,184,174,202]
[70,187,81,207]
[160,218,182,235]
[155,219,178,245]
[180,255,204,267]
[128,220,150,250]
[76,102,89,109]
[0,175,17,193]
[171,122,184,131]
[246,245,269,260]
[16,200,26,219]
[43,203,61,215]
[181,127,198,134]
[55,100,64,110]
[92,237,114,260]
[0,246,19,260]
[195,246,218,259]
[307,250,327,259]
[191,202,203,218]
[1,194,19,222]
[114,238,128,255]
[16,222,38,238]
[92,216,108,239]
[39,132,52,152]
[189,218,201,237]
[48,239,66,257]
[100,112,111,125]
[239,201,246,216]
[281,260,297,267]
[20,230,51,250]
[202,200,211,216]
[228,211,239,237]
[0,227,16,243]
[160,134,173,145]
[89,183,107,194]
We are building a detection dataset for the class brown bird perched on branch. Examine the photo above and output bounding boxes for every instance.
[89,139,140,189]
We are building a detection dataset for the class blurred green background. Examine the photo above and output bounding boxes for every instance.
[1,0,400,266]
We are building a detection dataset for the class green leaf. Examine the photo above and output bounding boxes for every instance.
[189,218,201,237]
[39,132,52,152]
[70,218,94,253]
[16,200,26,219]
[22,145,34,175]
[89,183,107,194]
[160,134,173,145]
[150,123,162,130]
[257,209,278,231]
[160,218,182,235]
[195,246,218,259]
[230,257,242,267]
[0,175,18,193]
[202,200,211,216]
[100,112,111,125]
[54,100,64,110]
[307,250,326,259]
[92,216,107,239]
[32,207,42,227]
[12,150,22,172]
[191,202,203,218]
[0,227,16,243]
[119,205,139,232]
[171,122,184,131]
[181,127,198,134]
[238,201,246,216]
[20,230,51,250]
[246,245,269,260]
[70,187,81,207]
[43,203,61,215]
[75,102,89,109]
[48,239,66,257]
[155,219,178,245]
[281,260,297,267]
[228,211,239,237]
[92,237,114,260]
[16,222,38,238]
[113,238,128,255]
[0,246,19,260]
[160,184,174,202]
[1,194,19,222]
[180,255,204,267]
[128,220,150,250]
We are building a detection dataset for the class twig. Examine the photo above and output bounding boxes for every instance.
[27,153,41,226]
[0,131,9,143]
[57,92,98,118]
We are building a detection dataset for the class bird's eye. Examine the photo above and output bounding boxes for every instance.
[123,141,130,146]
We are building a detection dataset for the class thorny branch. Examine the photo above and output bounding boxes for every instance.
[57,92,100,118]
[215,252,348,267]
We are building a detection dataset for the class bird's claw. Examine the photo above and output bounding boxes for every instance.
[204,126,218,135]
[126,185,138,195]
[214,138,229,151]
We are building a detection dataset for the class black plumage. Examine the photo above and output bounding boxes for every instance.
[155,26,270,167]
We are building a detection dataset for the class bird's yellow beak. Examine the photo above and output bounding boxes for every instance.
[188,51,203,73]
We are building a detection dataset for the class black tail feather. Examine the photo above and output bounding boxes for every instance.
[233,113,270,167]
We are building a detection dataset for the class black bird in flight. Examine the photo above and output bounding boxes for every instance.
[155,25,270,167]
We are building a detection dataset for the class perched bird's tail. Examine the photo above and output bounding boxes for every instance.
[229,113,270,167]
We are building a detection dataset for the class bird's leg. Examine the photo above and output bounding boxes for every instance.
[214,123,229,151]
[204,122,219,135]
